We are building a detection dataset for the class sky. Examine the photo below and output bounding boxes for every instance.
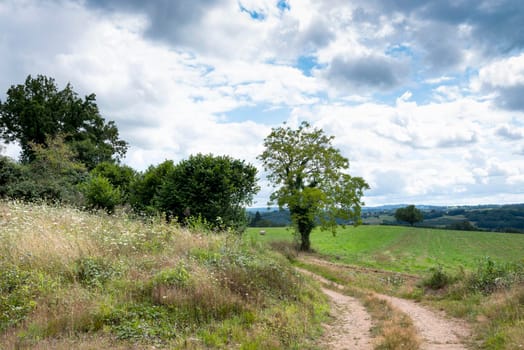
[1,0,524,207]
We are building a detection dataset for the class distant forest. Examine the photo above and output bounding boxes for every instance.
[248,204,524,233]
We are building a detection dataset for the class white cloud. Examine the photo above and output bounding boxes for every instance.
[1,0,524,207]
[477,53,524,88]
[495,125,524,140]
[425,76,455,84]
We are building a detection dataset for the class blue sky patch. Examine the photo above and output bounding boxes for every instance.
[296,55,324,76]
[385,44,414,58]
[277,0,290,11]
[239,4,266,21]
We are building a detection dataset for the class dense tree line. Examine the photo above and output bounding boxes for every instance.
[465,206,524,232]
[0,75,259,232]
[248,210,292,227]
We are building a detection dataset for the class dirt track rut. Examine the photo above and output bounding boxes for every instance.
[321,287,374,350]
[297,265,471,350]
[376,294,470,350]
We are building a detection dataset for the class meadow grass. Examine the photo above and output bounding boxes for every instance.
[247,225,524,273]
[0,201,328,349]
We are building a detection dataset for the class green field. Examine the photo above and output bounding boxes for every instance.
[247,225,524,273]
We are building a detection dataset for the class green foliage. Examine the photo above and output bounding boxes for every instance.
[80,175,122,213]
[152,265,191,288]
[467,257,524,294]
[423,265,452,290]
[156,153,259,232]
[0,263,37,332]
[0,74,127,168]
[447,220,479,231]
[107,304,178,341]
[129,160,175,215]
[395,205,424,226]
[0,155,23,198]
[91,161,136,202]
[75,257,119,288]
[1,135,87,203]
[258,121,369,250]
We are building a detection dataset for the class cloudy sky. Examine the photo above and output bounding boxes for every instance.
[1,0,524,207]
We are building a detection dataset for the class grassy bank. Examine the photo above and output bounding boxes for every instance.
[0,201,328,349]
[247,226,524,273]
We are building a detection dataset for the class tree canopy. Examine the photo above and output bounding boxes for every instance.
[395,205,424,226]
[156,154,259,231]
[0,74,127,169]
[129,160,175,216]
[258,122,369,250]
[0,134,87,202]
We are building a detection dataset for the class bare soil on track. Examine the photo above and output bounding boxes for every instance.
[297,260,472,350]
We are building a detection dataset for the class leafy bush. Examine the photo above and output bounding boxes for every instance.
[129,160,175,215]
[0,264,37,331]
[423,265,452,290]
[75,257,119,288]
[107,303,178,341]
[155,154,258,232]
[0,156,23,198]
[80,175,121,213]
[152,265,191,288]
[0,136,87,204]
[91,162,136,202]
[468,257,524,294]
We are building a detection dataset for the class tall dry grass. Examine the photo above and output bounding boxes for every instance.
[0,200,327,349]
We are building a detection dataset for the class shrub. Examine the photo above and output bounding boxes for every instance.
[468,257,524,294]
[91,162,136,203]
[152,265,191,288]
[155,154,258,232]
[80,175,121,213]
[423,265,452,290]
[75,257,119,288]
[0,264,38,331]
[107,303,178,341]
[0,156,23,198]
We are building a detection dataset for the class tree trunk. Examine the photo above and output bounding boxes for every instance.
[293,209,315,251]
[300,230,311,251]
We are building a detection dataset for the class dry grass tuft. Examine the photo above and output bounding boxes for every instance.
[477,283,524,349]
[363,295,420,350]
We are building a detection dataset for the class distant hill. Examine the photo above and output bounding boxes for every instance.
[248,204,524,233]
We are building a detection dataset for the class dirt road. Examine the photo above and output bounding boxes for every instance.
[297,265,471,350]
[321,286,374,350]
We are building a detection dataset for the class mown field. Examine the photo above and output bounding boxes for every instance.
[246,225,524,273]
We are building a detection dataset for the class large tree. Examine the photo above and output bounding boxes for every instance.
[394,205,423,226]
[258,122,369,250]
[156,154,259,232]
[0,75,127,169]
